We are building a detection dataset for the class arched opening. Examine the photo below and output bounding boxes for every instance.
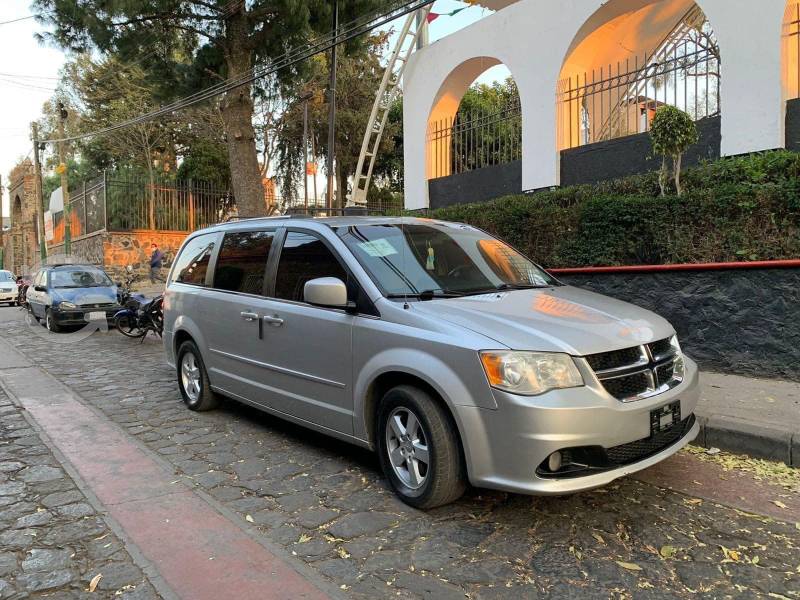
[12,196,23,228]
[557,0,720,150]
[426,58,521,180]
[784,0,800,101]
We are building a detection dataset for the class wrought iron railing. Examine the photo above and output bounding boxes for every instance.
[557,26,720,149]
[427,100,522,180]
[49,175,233,241]
[786,2,800,101]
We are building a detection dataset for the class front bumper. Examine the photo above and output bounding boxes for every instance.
[52,306,121,326]
[455,355,700,495]
[0,290,17,302]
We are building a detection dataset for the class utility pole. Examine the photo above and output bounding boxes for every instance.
[57,101,71,256]
[416,10,429,49]
[0,174,4,270]
[30,122,47,263]
[325,0,339,213]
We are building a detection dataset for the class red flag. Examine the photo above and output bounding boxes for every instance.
[426,12,440,23]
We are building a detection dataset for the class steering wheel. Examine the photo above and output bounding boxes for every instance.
[447,264,471,279]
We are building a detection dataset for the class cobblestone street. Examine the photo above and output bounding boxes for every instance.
[0,388,158,599]
[1,314,798,599]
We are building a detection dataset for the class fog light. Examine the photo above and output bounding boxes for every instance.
[547,451,562,472]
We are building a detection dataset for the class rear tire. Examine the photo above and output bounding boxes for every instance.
[45,309,61,333]
[377,385,466,509]
[114,312,146,338]
[176,340,219,411]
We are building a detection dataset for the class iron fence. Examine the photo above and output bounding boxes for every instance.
[786,2,800,101]
[427,99,522,180]
[49,175,233,240]
[558,17,720,149]
[105,176,232,232]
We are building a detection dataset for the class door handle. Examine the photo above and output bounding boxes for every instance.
[240,311,259,322]
[262,315,284,327]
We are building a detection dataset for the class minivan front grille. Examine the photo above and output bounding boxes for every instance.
[585,338,683,402]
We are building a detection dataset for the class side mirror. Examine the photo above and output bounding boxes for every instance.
[34,285,46,292]
[304,277,348,308]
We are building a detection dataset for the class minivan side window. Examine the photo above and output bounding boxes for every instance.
[274,232,347,303]
[171,233,217,286]
[213,230,274,295]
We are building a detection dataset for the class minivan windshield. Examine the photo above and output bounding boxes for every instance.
[335,223,557,298]
[50,267,113,289]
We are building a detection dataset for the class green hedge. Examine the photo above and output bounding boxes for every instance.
[428,151,800,267]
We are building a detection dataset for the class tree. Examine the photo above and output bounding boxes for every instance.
[650,105,698,197]
[34,0,390,217]
[274,33,398,207]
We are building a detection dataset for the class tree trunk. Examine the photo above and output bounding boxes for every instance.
[674,153,683,197]
[221,13,264,218]
[658,155,668,197]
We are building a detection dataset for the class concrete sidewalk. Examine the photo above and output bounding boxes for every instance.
[696,372,800,466]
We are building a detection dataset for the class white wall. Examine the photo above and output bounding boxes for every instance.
[403,0,788,209]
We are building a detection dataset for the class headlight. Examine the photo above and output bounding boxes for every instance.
[58,301,77,310]
[480,351,584,395]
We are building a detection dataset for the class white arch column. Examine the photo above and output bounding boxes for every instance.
[699,0,787,154]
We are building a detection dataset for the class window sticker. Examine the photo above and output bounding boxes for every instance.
[358,238,399,257]
[426,244,435,271]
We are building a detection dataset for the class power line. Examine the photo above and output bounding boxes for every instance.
[42,0,435,144]
[0,15,35,25]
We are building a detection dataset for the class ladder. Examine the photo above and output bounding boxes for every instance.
[350,6,431,206]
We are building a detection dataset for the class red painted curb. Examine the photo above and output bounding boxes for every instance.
[549,259,800,275]
[12,380,330,600]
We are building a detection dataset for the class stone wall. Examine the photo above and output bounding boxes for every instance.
[557,266,800,382]
[103,231,188,281]
[47,230,188,281]
[4,160,39,276]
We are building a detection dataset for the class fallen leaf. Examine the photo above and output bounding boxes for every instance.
[88,574,102,593]
[729,550,741,562]
[336,547,350,559]
[616,561,643,571]
[245,514,254,523]
[660,545,677,559]
[752,556,760,565]
[298,533,312,543]
[706,447,721,455]
[685,498,703,505]
[592,533,605,544]
[771,500,787,509]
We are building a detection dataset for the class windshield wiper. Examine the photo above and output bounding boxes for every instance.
[387,289,465,301]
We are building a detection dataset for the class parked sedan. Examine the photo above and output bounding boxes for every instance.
[26,264,120,332]
[0,270,18,305]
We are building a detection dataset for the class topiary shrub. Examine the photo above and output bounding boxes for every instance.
[650,106,699,197]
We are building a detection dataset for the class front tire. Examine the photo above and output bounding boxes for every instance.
[45,309,61,333]
[377,385,466,509]
[114,312,146,338]
[176,340,219,411]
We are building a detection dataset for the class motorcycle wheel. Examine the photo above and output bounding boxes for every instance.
[115,313,146,338]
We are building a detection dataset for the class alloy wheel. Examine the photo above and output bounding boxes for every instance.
[385,407,430,489]
[180,352,201,403]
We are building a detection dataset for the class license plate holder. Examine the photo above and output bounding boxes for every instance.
[650,401,681,435]
[86,311,106,321]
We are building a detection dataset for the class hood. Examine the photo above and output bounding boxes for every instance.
[53,286,118,306]
[412,285,674,356]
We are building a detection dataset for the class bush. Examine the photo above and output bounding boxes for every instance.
[427,151,800,267]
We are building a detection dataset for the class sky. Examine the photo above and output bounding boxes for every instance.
[0,0,503,216]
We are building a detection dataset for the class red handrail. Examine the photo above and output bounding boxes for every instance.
[548,259,800,275]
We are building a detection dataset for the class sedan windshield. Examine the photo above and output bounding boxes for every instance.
[335,222,557,297]
[50,267,113,289]
[0,271,14,283]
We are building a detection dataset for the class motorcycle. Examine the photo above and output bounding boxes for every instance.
[113,266,164,341]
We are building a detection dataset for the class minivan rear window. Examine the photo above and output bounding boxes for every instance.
[171,233,217,286]
[214,230,274,295]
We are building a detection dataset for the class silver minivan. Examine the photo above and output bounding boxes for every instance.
[163,216,699,508]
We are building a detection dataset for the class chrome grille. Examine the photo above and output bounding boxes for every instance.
[586,337,683,402]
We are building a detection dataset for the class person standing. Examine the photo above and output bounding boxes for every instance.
[149,243,165,284]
